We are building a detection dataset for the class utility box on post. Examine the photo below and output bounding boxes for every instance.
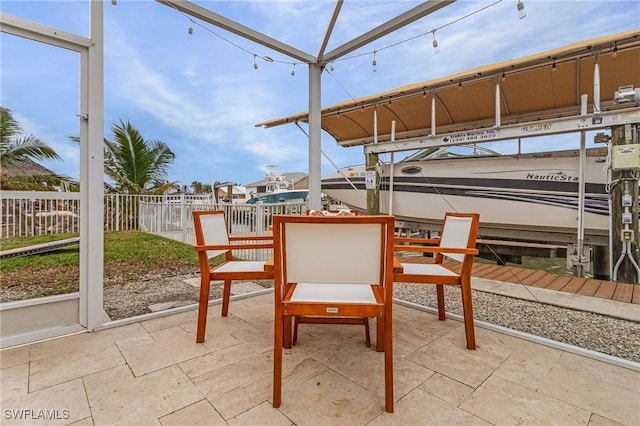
[611,143,640,170]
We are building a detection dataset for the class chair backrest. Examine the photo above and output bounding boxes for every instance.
[273,215,395,286]
[439,213,480,262]
[306,209,358,216]
[193,210,231,260]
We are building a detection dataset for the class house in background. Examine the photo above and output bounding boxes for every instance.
[215,183,247,203]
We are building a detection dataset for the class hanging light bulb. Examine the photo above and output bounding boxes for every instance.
[253,55,258,70]
[552,59,557,72]
[458,80,462,90]
[291,63,296,76]
[612,42,618,57]
[501,70,506,81]
[432,31,439,54]
[517,0,526,19]
[372,51,378,72]
[111,0,117,5]
[330,62,335,72]
[188,25,193,35]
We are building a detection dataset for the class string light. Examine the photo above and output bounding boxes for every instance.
[612,41,618,57]
[291,63,296,76]
[552,59,557,72]
[458,80,463,90]
[517,0,526,19]
[501,70,506,81]
[432,30,439,54]
[164,0,505,76]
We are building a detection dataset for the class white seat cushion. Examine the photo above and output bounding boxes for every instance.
[400,263,459,277]
[215,261,265,273]
[290,283,376,304]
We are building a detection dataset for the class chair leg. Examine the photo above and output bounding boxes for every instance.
[364,317,371,347]
[383,310,394,413]
[376,316,384,352]
[221,280,231,317]
[273,308,283,408]
[283,315,293,349]
[196,278,211,343]
[292,316,299,346]
[436,284,446,320]
[460,279,476,350]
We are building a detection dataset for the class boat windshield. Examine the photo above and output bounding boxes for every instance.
[403,145,502,162]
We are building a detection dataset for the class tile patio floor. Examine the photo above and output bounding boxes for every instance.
[1,292,639,425]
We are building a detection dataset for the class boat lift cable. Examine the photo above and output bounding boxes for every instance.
[294,122,366,200]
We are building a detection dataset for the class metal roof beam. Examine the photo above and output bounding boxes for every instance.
[156,0,315,63]
[363,108,640,154]
[322,0,455,63]
[0,13,91,52]
[317,0,343,62]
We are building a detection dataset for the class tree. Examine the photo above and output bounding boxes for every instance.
[191,181,213,194]
[104,120,176,194]
[0,106,71,190]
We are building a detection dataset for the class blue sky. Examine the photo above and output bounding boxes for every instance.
[1,0,639,188]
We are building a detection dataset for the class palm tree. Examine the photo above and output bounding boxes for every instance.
[0,106,61,169]
[104,120,176,194]
[0,106,69,190]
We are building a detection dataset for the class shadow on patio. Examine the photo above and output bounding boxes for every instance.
[1,292,638,425]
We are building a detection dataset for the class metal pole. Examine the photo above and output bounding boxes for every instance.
[389,120,395,215]
[308,63,322,210]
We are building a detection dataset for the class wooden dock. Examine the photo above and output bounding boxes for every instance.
[397,256,640,305]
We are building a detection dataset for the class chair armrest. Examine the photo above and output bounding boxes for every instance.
[229,235,273,242]
[395,237,439,245]
[195,243,273,252]
[393,245,478,255]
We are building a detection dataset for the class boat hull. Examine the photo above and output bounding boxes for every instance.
[322,148,611,240]
[246,190,308,204]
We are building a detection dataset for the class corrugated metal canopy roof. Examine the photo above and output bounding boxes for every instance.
[257,29,640,147]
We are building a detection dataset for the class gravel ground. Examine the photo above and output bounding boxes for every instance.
[394,282,640,363]
[102,274,640,363]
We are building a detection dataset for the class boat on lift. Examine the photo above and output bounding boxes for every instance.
[246,171,309,204]
[321,144,611,238]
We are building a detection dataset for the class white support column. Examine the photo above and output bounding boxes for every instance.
[388,121,395,215]
[495,79,501,128]
[431,94,436,136]
[593,54,601,114]
[81,0,104,330]
[307,63,322,210]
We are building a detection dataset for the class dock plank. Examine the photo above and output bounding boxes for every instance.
[576,279,602,297]
[612,283,634,303]
[560,277,589,294]
[394,256,636,305]
[545,275,574,291]
[593,281,617,300]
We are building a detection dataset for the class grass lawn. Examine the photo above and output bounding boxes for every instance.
[0,231,199,301]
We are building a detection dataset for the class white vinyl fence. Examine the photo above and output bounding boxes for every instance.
[2,190,306,260]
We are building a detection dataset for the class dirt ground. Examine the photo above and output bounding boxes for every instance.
[0,264,273,320]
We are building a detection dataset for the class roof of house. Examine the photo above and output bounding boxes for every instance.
[0,158,58,178]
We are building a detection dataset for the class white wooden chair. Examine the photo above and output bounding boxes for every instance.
[271,214,396,413]
[193,210,273,343]
[394,212,480,349]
